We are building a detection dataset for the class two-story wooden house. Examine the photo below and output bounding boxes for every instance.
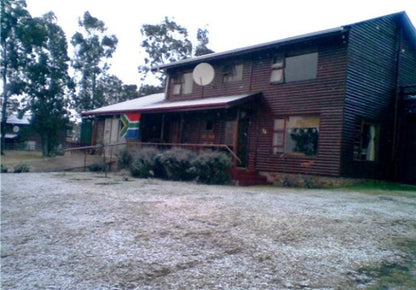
[83,12,416,184]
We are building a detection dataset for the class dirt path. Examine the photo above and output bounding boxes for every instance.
[1,172,416,289]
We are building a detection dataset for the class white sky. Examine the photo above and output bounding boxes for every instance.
[26,0,416,87]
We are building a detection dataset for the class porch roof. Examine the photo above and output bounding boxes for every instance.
[82,92,259,116]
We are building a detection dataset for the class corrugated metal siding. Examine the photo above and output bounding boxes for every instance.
[341,15,400,178]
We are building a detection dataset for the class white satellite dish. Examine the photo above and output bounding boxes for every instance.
[192,62,215,86]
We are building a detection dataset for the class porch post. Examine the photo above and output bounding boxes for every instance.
[233,108,240,167]
[179,113,184,143]
[160,114,165,142]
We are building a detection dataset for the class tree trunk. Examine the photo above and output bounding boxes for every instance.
[1,39,9,155]
[41,134,49,157]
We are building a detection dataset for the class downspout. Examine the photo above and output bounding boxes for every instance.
[392,25,403,180]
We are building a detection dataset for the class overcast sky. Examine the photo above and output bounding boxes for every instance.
[26,0,416,87]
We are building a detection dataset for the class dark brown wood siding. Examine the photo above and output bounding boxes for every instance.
[341,14,401,179]
[161,13,415,179]
[166,57,252,102]
[250,39,348,176]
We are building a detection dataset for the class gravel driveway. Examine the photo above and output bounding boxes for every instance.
[1,172,416,289]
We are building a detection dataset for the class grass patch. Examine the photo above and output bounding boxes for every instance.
[356,239,416,289]
[339,180,416,197]
[1,150,45,163]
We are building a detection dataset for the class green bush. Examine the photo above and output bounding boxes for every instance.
[1,164,8,173]
[128,147,233,185]
[88,162,107,172]
[130,147,161,178]
[191,151,232,184]
[157,147,196,181]
[13,163,30,173]
[117,147,133,169]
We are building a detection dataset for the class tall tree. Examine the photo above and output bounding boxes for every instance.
[138,17,193,86]
[0,0,31,154]
[194,28,214,56]
[138,17,213,90]
[95,73,139,105]
[20,12,72,156]
[71,11,118,113]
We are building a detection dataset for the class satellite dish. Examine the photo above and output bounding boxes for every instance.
[192,63,215,86]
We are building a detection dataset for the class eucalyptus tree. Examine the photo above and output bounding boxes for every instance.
[20,12,72,156]
[138,17,193,86]
[71,11,118,113]
[194,28,214,56]
[0,0,31,154]
[95,74,139,105]
[138,17,213,91]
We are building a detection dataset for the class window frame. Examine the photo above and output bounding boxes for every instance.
[353,120,380,162]
[222,63,243,83]
[272,115,320,156]
[172,72,193,95]
[272,118,285,154]
[270,52,318,84]
[270,54,285,83]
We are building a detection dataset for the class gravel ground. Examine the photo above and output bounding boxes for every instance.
[1,172,416,289]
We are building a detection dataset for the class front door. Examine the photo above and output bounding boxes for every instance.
[237,117,249,167]
[169,117,182,144]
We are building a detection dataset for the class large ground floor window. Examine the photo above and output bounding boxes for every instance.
[273,115,320,156]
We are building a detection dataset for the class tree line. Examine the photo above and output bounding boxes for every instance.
[1,0,213,156]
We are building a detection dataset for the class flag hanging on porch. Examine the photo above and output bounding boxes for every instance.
[120,113,141,139]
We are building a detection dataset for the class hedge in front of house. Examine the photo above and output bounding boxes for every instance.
[189,151,233,184]
[156,147,196,181]
[129,147,232,184]
[130,147,161,178]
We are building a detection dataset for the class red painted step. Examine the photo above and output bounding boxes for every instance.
[231,168,269,186]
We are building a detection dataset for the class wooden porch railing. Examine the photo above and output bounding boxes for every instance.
[64,141,242,170]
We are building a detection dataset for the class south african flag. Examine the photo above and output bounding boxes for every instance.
[120,113,141,139]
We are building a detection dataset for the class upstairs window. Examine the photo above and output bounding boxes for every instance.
[172,72,193,95]
[270,55,284,83]
[271,52,318,83]
[223,64,243,83]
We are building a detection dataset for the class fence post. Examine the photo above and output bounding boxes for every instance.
[83,149,87,172]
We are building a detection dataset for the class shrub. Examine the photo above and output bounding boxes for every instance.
[128,147,233,185]
[130,147,161,178]
[117,147,133,169]
[1,164,8,173]
[191,151,232,184]
[88,162,107,172]
[157,147,196,181]
[13,163,30,173]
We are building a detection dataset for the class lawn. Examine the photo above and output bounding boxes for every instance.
[1,172,416,288]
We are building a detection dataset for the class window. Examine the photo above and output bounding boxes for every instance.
[271,52,318,83]
[353,121,379,161]
[223,64,243,82]
[172,72,193,95]
[273,115,320,156]
[272,119,285,153]
[270,55,284,83]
